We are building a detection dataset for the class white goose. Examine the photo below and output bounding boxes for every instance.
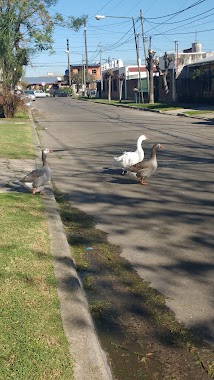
[113,134,148,174]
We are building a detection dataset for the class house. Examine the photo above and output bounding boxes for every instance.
[176,56,214,103]
[24,75,64,91]
[101,65,147,101]
[65,64,100,93]
[157,42,214,103]
[100,59,158,102]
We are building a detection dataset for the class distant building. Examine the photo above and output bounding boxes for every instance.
[65,64,101,93]
[24,75,64,90]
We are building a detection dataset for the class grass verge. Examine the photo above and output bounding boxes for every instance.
[54,187,214,380]
[82,98,183,111]
[0,193,74,380]
[81,98,214,114]
[0,119,35,159]
[183,110,214,116]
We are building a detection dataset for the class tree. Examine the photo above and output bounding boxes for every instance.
[70,69,94,94]
[105,69,113,102]
[0,0,85,117]
[155,52,173,96]
[117,73,125,103]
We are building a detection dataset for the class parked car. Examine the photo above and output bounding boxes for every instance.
[23,90,36,101]
[34,90,50,98]
[53,90,68,97]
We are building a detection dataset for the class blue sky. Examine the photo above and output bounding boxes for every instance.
[25,0,214,77]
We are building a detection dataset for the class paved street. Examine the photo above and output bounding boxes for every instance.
[33,98,214,345]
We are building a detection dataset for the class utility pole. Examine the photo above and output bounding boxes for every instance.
[132,17,144,103]
[173,40,178,102]
[82,55,86,94]
[84,19,88,88]
[66,38,71,88]
[174,40,178,72]
[140,10,147,65]
[146,49,155,103]
[99,46,103,95]
[140,9,149,101]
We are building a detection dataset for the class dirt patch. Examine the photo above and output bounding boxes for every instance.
[54,188,214,380]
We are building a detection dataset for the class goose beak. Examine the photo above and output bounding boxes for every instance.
[160,145,164,149]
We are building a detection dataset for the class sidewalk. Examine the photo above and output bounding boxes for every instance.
[160,107,214,121]
[0,119,113,380]
[135,106,214,121]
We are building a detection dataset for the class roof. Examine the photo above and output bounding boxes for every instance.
[186,55,214,67]
[71,64,100,68]
[24,76,64,84]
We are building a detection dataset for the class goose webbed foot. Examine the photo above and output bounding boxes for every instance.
[140,179,149,185]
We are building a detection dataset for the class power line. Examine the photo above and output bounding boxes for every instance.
[148,12,214,37]
[144,1,210,39]
[145,6,214,25]
[145,0,206,20]
[153,26,214,36]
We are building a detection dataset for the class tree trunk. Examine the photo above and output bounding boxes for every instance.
[162,72,169,94]
[119,80,123,102]
[108,78,111,101]
[2,88,16,118]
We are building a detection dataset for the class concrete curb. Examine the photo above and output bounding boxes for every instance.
[43,189,113,380]
[30,112,113,380]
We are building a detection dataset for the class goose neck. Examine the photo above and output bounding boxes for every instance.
[137,138,144,151]
[42,152,47,166]
[151,146,158,159]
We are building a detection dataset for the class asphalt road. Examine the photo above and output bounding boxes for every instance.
[33,98,214,345]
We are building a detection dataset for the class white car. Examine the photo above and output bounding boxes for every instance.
[24,90,36,101]
[34,90,50,98]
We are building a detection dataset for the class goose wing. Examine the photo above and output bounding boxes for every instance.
[128,159,150,172]
[115,151,144,167]
[21,168,46,183]
[136,161,157,179]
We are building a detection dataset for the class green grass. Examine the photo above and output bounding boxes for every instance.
[0,120,35,159]
[116,102,182,111]
[82,98,214,114]
[84,98,183,111]
[0,193,74,380]
[14,111,29,119]
[184,110,214,116]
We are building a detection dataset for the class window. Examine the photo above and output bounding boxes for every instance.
[92,69,97,74]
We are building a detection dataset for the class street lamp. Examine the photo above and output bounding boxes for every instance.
[99,45,103,94]
[95,14,144,102]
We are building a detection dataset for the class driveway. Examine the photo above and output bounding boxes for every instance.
[33,98,214,345]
